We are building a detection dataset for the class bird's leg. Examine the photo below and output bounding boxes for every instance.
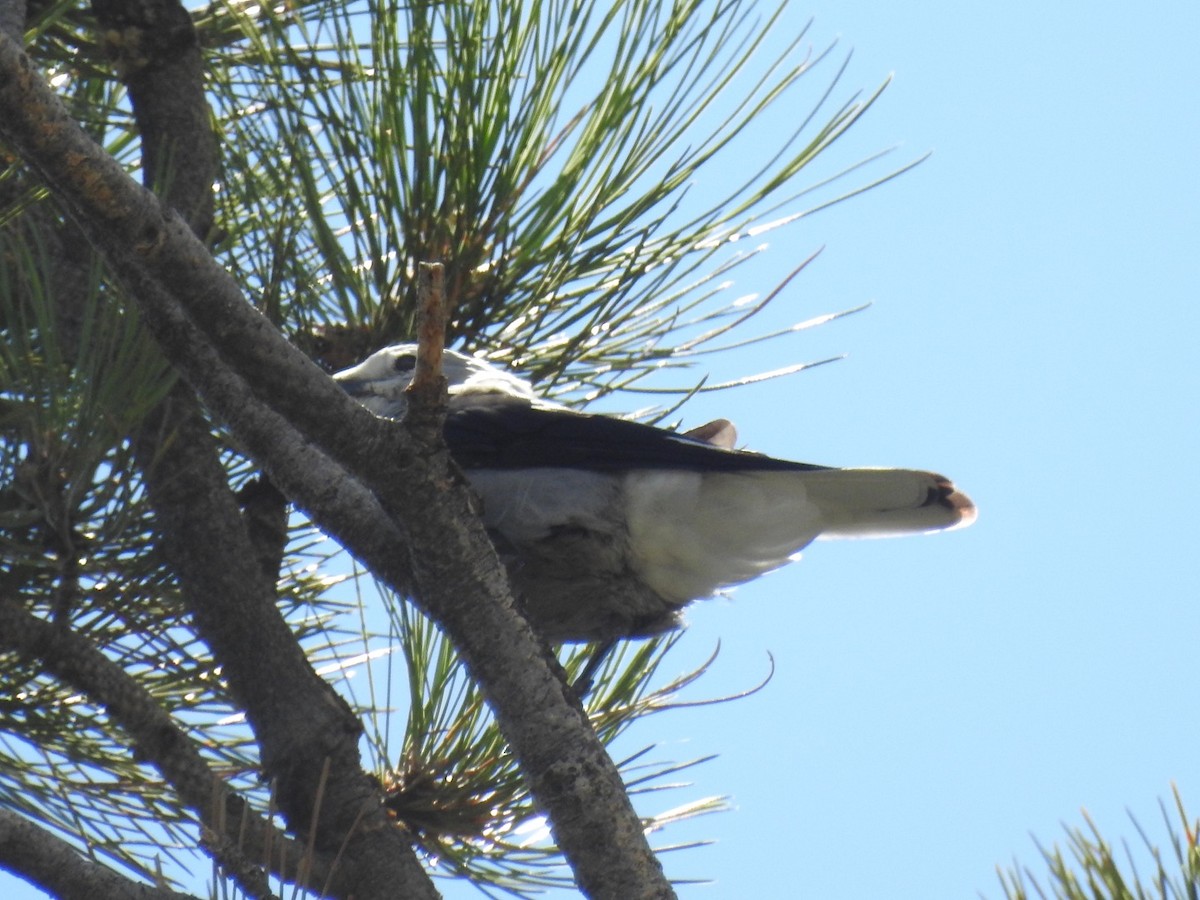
[571,638,617,700]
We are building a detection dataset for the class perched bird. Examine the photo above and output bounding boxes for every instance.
[336,344,976,643]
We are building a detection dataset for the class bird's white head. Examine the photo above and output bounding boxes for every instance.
[334,343,538,418]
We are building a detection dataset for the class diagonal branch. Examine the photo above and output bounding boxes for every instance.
[131,385,438,900]
[0,31,675,899]
[90,0,218,235]
[99,193,669,899]
[0,808,199,900]
[68,0,440,893]
[0,597,314,898]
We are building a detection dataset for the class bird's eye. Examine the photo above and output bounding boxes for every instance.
[393,354,417,373]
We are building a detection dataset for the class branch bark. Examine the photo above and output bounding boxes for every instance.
[132,389,439,900]
[91,0,218,235]
[0,596,314,898]
[74,0,440,892]
[0,808,199,900]
[0,28,675,899]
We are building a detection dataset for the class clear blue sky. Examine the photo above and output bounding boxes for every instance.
[8,3,1199,899]
[589,3,1199,898]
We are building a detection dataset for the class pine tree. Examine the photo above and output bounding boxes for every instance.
[1,1,912,896]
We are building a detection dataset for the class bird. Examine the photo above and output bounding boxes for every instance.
[335,344,976,643]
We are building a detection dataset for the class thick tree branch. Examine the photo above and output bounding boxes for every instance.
[75,1,439,894]
[132,386,439,900]
[97,178,671,900]
[237,476,291,584]
[0,32,675,898]
[91,0,218,235]
[130,186,674,900]
[0,808,198,900]
[0,0,21,42]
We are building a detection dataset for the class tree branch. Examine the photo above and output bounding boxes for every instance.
[131,385,439,900]
[68,0,440,894]
[0,0,21,42]
[0,597,311,898]
[91,0,218,235]
[0,31,675,899]
[0,808,199,900]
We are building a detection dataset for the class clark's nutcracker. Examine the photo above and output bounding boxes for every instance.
[336,345,976,642]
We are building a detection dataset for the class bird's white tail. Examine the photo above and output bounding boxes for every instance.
[625,467,974,604]
[804,468,976,538]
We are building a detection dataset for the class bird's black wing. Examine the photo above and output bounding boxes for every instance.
[442,398,828,473]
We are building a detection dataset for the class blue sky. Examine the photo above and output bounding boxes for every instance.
[588,3,1200,898]
[8,2,1200,899]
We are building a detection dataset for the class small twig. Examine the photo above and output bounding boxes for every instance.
[412,261,447,394]
[404,261,449,434]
